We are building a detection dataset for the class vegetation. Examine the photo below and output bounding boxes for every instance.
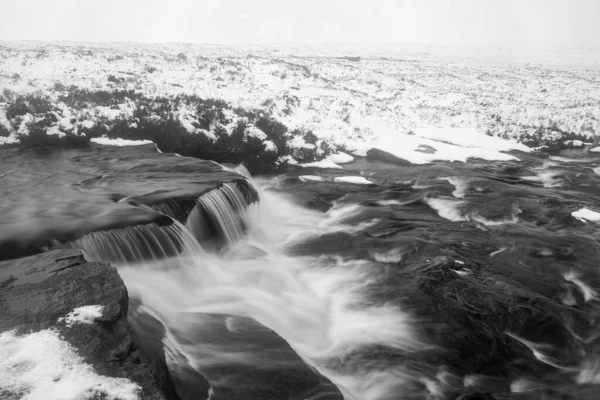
[0,87,332,172]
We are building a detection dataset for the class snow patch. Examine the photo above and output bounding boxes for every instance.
[572,208,600,222]
[415,127,531,153]
[0,329,140,400]
[299,159,343,169]
[327,152,354,164]
[0,136,19,145]
[263,140,277,152]
[91,136,154,147]
[58,305,104,327]
[371,128,522,165]
[299,175,324,182]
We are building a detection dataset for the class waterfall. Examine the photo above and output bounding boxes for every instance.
[187,182,255,246]
[60,219,203,264]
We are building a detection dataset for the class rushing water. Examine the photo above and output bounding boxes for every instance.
[2,145,600,399]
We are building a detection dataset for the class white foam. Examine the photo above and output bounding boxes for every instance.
[440,177,469,198]
[370,248,405,263]
[333,176,373,185]
[91,136,154,147]
[424,198,467,222]
[490,247,507,257]
[58,305,104,327]
[564,271,597,302]
[572,208,600,222]
[118,183,425,400]
[375,200,403,206]
[0,329,140,400]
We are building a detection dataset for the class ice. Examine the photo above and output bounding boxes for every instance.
[0,329,140,400]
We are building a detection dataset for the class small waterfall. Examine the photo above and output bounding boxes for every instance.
[149,200,196,223]
[60,219,203,264]
[187,182,255,246]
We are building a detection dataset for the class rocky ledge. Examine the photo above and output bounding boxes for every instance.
[0,249,171,400]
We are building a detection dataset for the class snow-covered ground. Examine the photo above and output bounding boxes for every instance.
[1,42,599,164]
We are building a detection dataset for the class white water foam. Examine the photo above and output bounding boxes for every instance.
[424,197,468,222]
[440,177,469,198]
[118,181,429,400]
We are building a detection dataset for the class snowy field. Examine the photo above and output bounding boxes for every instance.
[0,42,599,165]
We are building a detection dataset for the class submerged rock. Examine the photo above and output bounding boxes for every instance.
[0,249,171,400]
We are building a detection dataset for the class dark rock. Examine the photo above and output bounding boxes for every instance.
[367,148,414,166]
[456,393,497,400]
[0,249,170,399]
[0,146,252,261]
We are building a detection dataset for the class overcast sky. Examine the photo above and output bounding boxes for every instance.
[1,0,599,47]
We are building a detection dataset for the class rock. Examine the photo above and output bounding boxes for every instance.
[0,249,170,400]
[456,393,497,400]
[367,148,413,166]
[0,145,255,261]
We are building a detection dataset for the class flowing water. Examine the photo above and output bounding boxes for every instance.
[2,145,600,399]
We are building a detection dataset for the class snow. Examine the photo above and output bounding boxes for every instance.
[289,135,315,149]
[263,140,277,152]
[564,139,585,147]
[370,128,524,165]
[1,43,599,162]
[299,175,324,182]
[299,159,343,169]
[91,136,154,147]
[327,152,354,164]
[0,136,19,145]
[0,329,140,400]
[45,125,66,138]
[572,208,600,222]
[58,305,104,327]
[333,176,373,185]
[414,127,531,153]
[590,147,600,153]
[245,125,267,140]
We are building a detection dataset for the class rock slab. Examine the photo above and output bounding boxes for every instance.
[0,249,168,400]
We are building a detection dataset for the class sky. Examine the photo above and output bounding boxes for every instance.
[1,0,599,48]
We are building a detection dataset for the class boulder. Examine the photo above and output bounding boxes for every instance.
[367,148,413,166]
[0,249,171,399]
